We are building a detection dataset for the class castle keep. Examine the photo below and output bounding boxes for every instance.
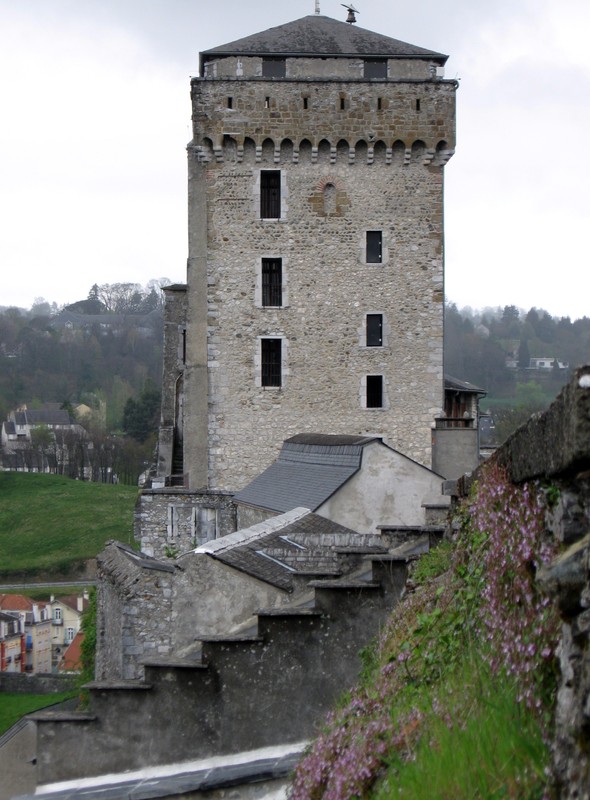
[158,13,457,494]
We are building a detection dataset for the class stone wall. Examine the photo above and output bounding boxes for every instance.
[155,284,187,482]
[95,544,176,681]
[135,488,236,559]
[95,540,292,681]
[0,672,76,694]
[183,65,456,493]
[453,366,590,799]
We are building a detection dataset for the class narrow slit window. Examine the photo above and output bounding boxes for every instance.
[340,95,346,110]
[261,339,282,387]
[303,96,309,109]
[262,258,282,307]
[377,97,383,111]
[366,314,383,347]
[265,96,270,108]
[366,231,383,263]
[366,375,383,408]
[260,170,281,219]
[416,99,421,112]
[227,97,233,109]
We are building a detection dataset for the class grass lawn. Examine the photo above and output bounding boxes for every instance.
[0,472,138,577]
[0,692,77,736]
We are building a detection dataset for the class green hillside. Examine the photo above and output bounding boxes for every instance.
[0,472,137,579]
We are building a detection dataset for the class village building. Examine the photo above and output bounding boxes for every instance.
[0,595,52,674]
[49,593,90,671]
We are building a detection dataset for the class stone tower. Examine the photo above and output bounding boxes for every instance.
[159,13,457,495]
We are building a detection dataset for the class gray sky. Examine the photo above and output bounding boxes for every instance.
[1,0,588,319]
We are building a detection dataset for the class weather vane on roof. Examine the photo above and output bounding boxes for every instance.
[315,0,320,13]
[341,3,359,23]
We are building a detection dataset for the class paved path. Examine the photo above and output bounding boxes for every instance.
[0,580,96,590]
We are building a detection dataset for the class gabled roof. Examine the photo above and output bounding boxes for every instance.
[0,593,36,612]
[12,403,76,426]
[194,508,387,590]
[59,631,84,672]
[234,434,381,513]
[445,375,487,396]
[54,594,90,614]
[201,15,447,68]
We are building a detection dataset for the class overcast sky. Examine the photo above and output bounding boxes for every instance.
[1,0,588,320]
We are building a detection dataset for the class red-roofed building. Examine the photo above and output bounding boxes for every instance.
[0,594,52,673]
[50,592,90,671]
[58,631,85,672]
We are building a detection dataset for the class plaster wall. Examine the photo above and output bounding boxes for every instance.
[172,554,290,652]
[317,440,447,532]
[432,427,480,479]
[204,55,440,81]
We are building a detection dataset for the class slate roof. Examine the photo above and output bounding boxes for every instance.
[234,434,380,514]
[12,404,76,426]
[445,375,487,396]
[194,508,388,591]
[201,15,447,68]
[103,541,176,575]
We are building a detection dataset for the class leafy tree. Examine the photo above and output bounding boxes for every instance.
[31,424,53,450]
[122,383,161,442]
[518,339,530,369]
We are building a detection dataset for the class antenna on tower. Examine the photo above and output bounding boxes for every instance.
[315,0,320,13]
[341,3,359,23]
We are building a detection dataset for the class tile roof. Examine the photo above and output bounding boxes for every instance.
[0,594,36,612]
[234,434,381,513]
[194,509,387,590]
[201,15,447,63]
[56,595,90,614]
[59,631,84,672]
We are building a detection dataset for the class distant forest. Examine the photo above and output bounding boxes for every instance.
[0,281,169,482]
[444,303,590,441]
[1,290,588,467]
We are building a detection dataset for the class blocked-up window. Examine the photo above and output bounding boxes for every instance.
[262,57,286,78]
[261,338,282,387]
[366,231,383,263]
[197,507,217,543]
[260,170,281,219]
[166,505,178,542]
[364,59,387,79]
[262,258,282,306]
[366,314,383,347]
[366,375,384,408]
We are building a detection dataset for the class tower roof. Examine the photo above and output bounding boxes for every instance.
[200,15,447,70]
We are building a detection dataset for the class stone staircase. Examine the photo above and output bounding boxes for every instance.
[30,530,444,790]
